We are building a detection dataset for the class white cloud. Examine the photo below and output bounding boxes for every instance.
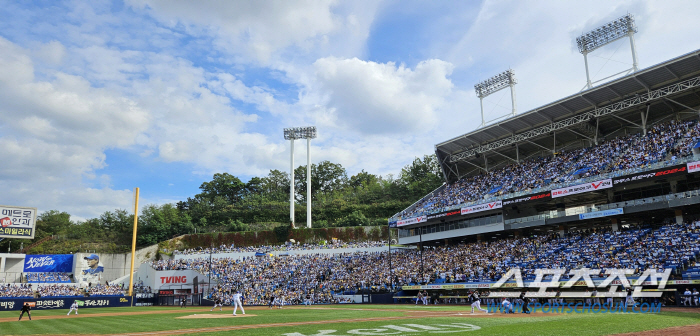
[310,57,455,135]
[0,36,149,216]
[126,0,382,64]
[2,0,700,221]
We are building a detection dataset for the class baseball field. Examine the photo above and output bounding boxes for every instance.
[0,305,698,336]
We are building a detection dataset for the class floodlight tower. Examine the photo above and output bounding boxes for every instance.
[283,126,317,228]
[576,14,638,90]
[474,69,517,127]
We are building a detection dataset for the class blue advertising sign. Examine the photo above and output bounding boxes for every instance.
[23,254,74,273]
[578,208,624,220]
[0,296,131,311]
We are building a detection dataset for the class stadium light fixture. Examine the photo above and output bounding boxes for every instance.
[474,69,517,127]
[576,14,639,89]
[283,126,317,229]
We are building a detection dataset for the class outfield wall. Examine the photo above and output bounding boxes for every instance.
[0,296,131,311]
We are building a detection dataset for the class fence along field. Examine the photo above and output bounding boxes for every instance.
[0,304,698,335]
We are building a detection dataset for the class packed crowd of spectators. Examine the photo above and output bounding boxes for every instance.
[25,272,72,283]
[399,119,700,219]
[173,240,387,255]
[153,221,699,305]
[87,284,125,296]
[0,283,126,298]
[37,284,82,297]
[0,284,34,297]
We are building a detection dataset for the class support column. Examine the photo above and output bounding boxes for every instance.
[558,225,566,238]
[0,256,5,273]
[307,138,312,228]
[607,189,614,203]
[583,52,592,89]
[290,139,295,227]
[444,239,449,246]
[675,209,684,225]
[611,218,619,232]
[629,33,639,72]
[510,84,517,116]
[515,143,520,163]
[479,97,485,127]
[670,180,678,193]
[477,234,482,242]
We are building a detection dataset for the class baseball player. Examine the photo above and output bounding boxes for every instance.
[584,290,592,306]
[268,295,276,309]
[682,288,692,306]
[501,298,513,314]
[18,303,32,321]
[416,291,423,305]
[591,289,600,305]
[232,290,245,316]
[693,288,699,306]
[67,301,79,315]
[625,287,636,307]
[605,292,614,308]
[470,291,487,314]
[210,297,223,311]
[421,290,428,305]
[304,293,312,306]
[273,295,284,309]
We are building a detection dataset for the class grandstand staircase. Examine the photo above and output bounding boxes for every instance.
[15,236,53,253]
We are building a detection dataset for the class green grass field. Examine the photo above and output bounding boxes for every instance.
[0,305,698,335]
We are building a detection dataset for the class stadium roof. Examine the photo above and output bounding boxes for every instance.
[436,48,700,183]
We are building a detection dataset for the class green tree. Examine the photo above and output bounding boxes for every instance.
[198,173,246,204]
[336,210,370,227]
[261,169,290,202]
[398,154,444,199]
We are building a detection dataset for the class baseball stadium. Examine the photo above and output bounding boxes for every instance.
[2,4,700,336]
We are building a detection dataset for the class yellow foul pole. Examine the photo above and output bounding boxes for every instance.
[128,187,140,297]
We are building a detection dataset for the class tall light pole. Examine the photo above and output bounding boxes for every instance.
[283,126,317,228]
[576,14,639,90]
[474,69,517,127]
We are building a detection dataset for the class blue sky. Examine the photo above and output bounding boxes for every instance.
[1,0,699,220]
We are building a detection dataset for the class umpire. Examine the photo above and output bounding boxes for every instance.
[18,303,32,321]
[520,291,530,314]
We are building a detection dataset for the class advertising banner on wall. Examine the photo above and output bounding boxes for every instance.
[77,254,105,286]
[687,161,700,173]
[0,296,131,311]
[578,208,624,220]
[23,255,74,273]
[461,201,502,215]
[426,210,461,221]
[551,179,612,198]
[396,216,427,227]
[0,205,37,239]
[503,191,551,206]
[148,270,211,291]
[613,165,687,185]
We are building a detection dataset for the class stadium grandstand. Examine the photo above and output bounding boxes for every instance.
[129,48,700,308]
[4,32,700,313]
[389,48,700,256]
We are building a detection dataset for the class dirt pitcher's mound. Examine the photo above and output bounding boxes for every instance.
[177,314,256,319]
